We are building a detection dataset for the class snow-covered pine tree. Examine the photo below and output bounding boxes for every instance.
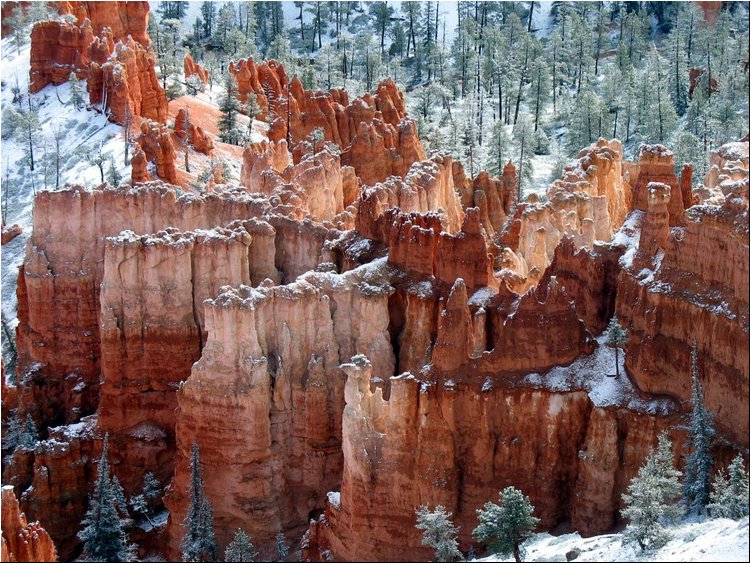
[415,505,462,562]
[473,486,540,563]
[106,157,122,187]
[181,442,218,562]
[708,454,749,520]
[621,430,683,551]
[604,316,629,378]
[276,532,289,560]
[218,74,243,145]
[224,528,256,562]
[683,340,715,515]
[69,72,86,110]
[78,434,134,562]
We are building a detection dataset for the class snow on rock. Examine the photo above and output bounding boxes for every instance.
[479,516,750,563]
[522,334,675,414]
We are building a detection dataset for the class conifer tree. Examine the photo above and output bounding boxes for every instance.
[473,486,540,563]
[218,74,243,145]
[621,431,683,551]
[78,434,134,562]
[181,442,218,562]
[69,73,86,110]
[708,454,749,520]
[604,316,629,378]
[415,505,462,562]
[683,340,715,515]
[224,528,256,562]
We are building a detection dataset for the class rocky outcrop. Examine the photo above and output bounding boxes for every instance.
[506,139,632,287]
[453,162,517,236]
[87,35,168,125]
[356,153,465,241]
[174,107,214,155]
[163,264,395,560]
[29,18,93,93]
[616,141,749,447]
[183,53,208,83]
[57,0,152,47]
[133,120,177,184]
[230,59,424,185]
[627,144,682,225]
[1,224,23,245]
[1,486,56,562]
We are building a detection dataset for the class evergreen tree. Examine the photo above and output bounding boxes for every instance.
[276,533,289,560]
[621,431,683,551]
[69,72,86,110]
[473,486,540,563]
[224,528,256,562]
[200,1,217,38]
[218,74,243,145]
[106,157,122,187]
[604,316,629,378]
[487,120,511,177]
[683,341,716,515]
[708,455,749,520]
[415,505,462,562]
[181,443,218,562]
[6,7,28,55]
[512,112,535,200]
[78,434,134,562]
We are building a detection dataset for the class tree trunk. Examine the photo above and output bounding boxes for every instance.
[527,1,534,33]
[513,43,529,125]
[513,543,522,563]
[614,346,620,378]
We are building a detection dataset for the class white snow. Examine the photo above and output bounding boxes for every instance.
[522,334,675,414]
[327,491,341,510]
[478,516,750,563]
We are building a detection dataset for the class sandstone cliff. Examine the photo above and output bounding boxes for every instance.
[1,483,56,562]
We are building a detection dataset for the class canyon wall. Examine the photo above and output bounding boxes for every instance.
[617,143,749,447]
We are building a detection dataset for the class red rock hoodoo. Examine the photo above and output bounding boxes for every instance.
[1,486,57,562]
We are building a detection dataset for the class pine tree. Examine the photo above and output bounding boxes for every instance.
[224,528,256,562]
[276,533,289,560]
[218,74,243,145]
[69,72,86,110]
[415,505,462,562]
[683,341,715,515]
[604,316,629,378]
[487,120,511,177]
[181,443,218,562]
[708,454,749,520]
[78,434,134,562]
[621,431,683,551]
[106,157,122,187]
[473,486,540,563]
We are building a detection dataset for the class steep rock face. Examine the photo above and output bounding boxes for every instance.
[57,0,151,46]
[87,36,168,125]
[616,143,749,447]
[29,18,93,93]
[98,225,271,492]
[1,486,56,563]
[240,140,291,193]
[133,120,177,184]
[174,107,214,155]
[15,184,270,430]
[303,356,679,562]
[163,265,396,559]
[183,53,208,83]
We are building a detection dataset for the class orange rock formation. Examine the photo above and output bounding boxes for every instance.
[1,486,56,562]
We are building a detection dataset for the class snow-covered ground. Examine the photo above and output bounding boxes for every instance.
[478,516,750,563]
